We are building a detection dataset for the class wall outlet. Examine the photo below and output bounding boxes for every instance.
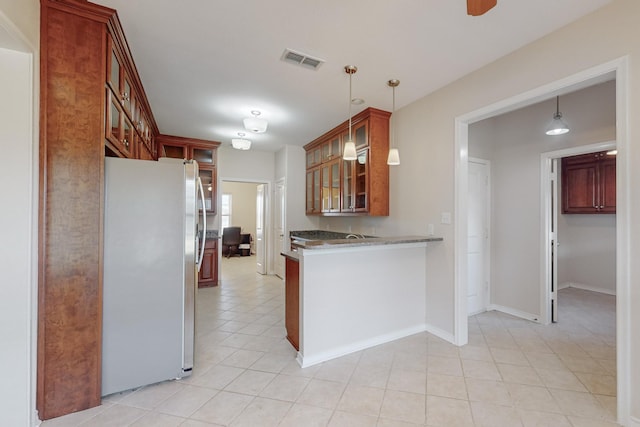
[348,225,352,232]
[427,224,435,236]
[441,212,452,225]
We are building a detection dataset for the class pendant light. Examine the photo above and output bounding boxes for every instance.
[545,96,570,136]
[243,110,268,133]
[342,65,358,161]
[387,79,400,165]
[231,132,251,150]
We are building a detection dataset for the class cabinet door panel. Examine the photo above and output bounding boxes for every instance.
[198,168,216,214]
[354,120,368,148]
[563,163,597,213]
[562,152,616,214]
[600,157,616,212]
[312,168,321,213]
[191,146,215,165]
[330,161,340,212]
[342,159,353,212]
[354,149,368,211]
[321,164,330,211]
[306,170,314,213]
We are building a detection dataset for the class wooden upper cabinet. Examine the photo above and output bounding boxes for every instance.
[562,151,616,214]
[157,135,221,214]
[304,108,390,216]
[105,32,158,160]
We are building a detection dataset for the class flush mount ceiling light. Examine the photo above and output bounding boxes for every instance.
[342,65,358,161]
[387,79,400,166]
[545,96,570,136]
[231,132,251,150]
[243,110,268,133]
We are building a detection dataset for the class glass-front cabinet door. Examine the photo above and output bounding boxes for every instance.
[306,170,314,213]
[321,164,330,212]
[198,168,215,214]
[354,149,368,211]
[342,159,353,212]
[353,119,368,148]
[306,167,322,214]
[191,146,215,166]
[320,160,340,212]
[322,136,341,162]
[330,160,340,212]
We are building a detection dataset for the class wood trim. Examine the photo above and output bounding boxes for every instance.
[156,134,222,148]
[304,107,391,150]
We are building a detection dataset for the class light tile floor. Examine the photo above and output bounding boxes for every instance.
[42,256,619,426]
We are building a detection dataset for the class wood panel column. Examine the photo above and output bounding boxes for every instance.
[38,0,113,419]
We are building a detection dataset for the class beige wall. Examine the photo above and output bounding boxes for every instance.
[221,181,258,245]
[0,0,39,48]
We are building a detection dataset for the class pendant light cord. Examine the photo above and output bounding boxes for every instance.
[348,71,353,141]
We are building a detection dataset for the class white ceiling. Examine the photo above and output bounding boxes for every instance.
[93,0,611,152]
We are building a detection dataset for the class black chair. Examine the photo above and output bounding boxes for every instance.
[222,227,241,258]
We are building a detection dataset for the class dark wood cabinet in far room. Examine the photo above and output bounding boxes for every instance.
[198,237,218,287]
[562,151,616,214]
[157,135,220,214]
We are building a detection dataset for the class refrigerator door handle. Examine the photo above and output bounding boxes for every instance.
[197,176,206,272]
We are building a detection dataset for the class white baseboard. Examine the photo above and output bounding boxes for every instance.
[628,415,640,427]
[424,323,456,345]
[559,282,616,296]
[487,304,541,323]
[298,324,427,368]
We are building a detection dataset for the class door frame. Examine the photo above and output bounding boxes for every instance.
[540,140,616,325]
[218,178,272,277]
[467,157,491,316]
[274,177,286,279]
[454,56,630,424]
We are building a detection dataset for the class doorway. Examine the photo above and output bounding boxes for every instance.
[455,58,630,423]
[541,141,617,324]
[218,180,269,279]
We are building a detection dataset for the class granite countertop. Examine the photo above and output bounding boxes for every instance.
[198,230,219,239]
[289,230,443,250]
[290,230,376,241]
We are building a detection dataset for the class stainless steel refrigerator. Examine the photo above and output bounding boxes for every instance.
[102,157,207,396]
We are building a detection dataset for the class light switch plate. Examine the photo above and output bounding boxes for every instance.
[441,212,452,224]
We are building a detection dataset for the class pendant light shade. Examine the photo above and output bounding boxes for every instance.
[243,110,268,133]
[545,96,570,136]
[387,148,400,165]
[343,65,358,161]
[387,79,400,165]
[231,132,251,150]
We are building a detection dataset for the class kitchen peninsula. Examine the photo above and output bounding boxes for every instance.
[283,231,443,367]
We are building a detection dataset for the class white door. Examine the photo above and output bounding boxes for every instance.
[256,184,267,275]
[467,159,489,315]
[274,179,285,279]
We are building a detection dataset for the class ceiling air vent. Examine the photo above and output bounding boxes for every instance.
[281,48,325,70]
